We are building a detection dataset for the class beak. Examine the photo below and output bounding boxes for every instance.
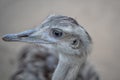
[2,29,53,44]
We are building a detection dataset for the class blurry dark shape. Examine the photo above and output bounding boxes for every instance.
[11,45,58,80]
[10,45,99,80]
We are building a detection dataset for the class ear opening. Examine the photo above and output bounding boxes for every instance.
[71,38,81,49]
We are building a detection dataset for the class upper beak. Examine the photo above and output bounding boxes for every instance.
[2,29,53,44]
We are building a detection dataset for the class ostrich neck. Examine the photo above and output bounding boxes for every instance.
[52,54,86,80]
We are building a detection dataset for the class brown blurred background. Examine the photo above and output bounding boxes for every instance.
[0,0,120,80]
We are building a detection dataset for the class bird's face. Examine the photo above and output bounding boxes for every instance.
[2,15,92,56]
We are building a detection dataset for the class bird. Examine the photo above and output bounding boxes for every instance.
[2,14,100,80]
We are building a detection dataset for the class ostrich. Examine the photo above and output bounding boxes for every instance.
[2,14,99,80]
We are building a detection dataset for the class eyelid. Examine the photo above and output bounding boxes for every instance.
[51,28,62,31]
[50,28,64,38]
[50,28,73,39]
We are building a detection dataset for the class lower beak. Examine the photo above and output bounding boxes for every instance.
[2,29,52,44]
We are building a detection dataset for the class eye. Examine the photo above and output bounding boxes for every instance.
[51,28,63,38]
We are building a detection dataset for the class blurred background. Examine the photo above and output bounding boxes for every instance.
[0,0,120,80]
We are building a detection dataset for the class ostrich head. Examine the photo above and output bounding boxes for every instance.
[2,14,92,80]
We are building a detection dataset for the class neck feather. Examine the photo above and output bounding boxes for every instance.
[52,54,86,80]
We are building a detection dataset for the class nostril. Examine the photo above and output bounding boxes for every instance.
[16,29,36,38]
[18,34,29,37]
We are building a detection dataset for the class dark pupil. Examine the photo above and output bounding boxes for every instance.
[53,30,62,37]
